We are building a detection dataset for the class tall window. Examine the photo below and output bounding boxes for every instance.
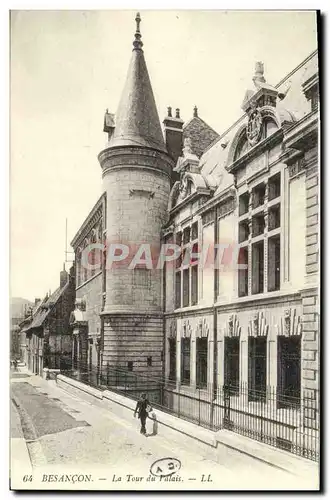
[181,338,191,385]
[191,266,198,305]
[268,235,280,291]
[252,241,264,294]
[182,269,190,307]
[277,336,301,408]
[238,172,281,296]
[248,337,267,402]
[90,231,96,277]
[169,339,176,381]
[175,272,181,309]
[175,221,199,309]
[175,232,182,308]
[224,337,240,393]
[83,239,89,283]
[76,249,82,287]
[196,337,208,388]
[238,247,248,297]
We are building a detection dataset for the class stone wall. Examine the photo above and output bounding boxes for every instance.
[102,165,170,314]
[102,314,163,381]
[301,144,319,429]
[305,147,319,275]
[76,272,103,371]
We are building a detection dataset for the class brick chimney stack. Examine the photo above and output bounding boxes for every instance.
[163,106,184,185]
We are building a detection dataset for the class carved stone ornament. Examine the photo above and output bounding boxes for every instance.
[197,318,209,338]
[284,309,291,336]
[177,170,190,202]
[169,319,177,339]
[246,107,263,146]
[288,158,306,179]
[224,314,241,338]
[276,308,302,337]
[129,188,155,199]
[182,319,192,338]
[183,137,193,156]
[247,311,269,337]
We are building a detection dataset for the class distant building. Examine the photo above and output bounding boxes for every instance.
[10,319,21,360]
[21,266,75,376]
[10,298,33,360]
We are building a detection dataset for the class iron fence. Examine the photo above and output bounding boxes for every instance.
[61,365,319,462]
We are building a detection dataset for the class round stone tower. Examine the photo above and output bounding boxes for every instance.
[98,13,173,385]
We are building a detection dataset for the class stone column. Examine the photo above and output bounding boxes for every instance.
[268,329,277,405]
[217,320,224,388]
[77,336,81,372]
[80,330,89,371]
[240,334,248,385]
[176,334,181,390]
[208,337,214,391]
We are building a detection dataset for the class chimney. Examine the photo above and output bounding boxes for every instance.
[163,106,184,184]
[60,263,69,289]
[34,298,40,306]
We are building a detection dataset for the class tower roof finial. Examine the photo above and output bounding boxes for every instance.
[133,12,143,51]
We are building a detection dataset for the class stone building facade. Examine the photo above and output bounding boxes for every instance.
[70,194,106,380]
[163,52,319,437]
[69,14,319,440]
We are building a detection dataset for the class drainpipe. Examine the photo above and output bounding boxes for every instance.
[210,207,219,429]
[161,236,167,405]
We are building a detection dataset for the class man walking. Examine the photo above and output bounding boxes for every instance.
[134,393,151,436]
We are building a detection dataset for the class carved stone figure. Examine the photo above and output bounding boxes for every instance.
[183,137,193,156]
[246,108,263,146]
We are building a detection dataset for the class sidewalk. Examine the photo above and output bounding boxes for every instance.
[55,373,319,482]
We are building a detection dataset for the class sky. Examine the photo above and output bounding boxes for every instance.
[10,10,318,301]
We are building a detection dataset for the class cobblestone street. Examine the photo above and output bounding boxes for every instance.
[10,370,318,491]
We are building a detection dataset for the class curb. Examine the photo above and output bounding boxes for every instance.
[11,389,47,467]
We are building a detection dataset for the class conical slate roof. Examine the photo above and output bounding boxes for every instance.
[109,13,167,153]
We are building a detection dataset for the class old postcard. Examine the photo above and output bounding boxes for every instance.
[10,10,320,491]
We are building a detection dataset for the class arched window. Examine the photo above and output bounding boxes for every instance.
[234,134,249,161]
[90,229,97,277]
[264,118,278,138]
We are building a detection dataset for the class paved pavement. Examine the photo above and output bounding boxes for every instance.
[10,370,319,491]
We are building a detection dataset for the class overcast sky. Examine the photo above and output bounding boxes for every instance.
[10,10,318,301]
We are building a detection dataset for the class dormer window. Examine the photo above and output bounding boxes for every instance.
[302,71,319,113]
[311,92,319,112]
[234,135,249,161]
